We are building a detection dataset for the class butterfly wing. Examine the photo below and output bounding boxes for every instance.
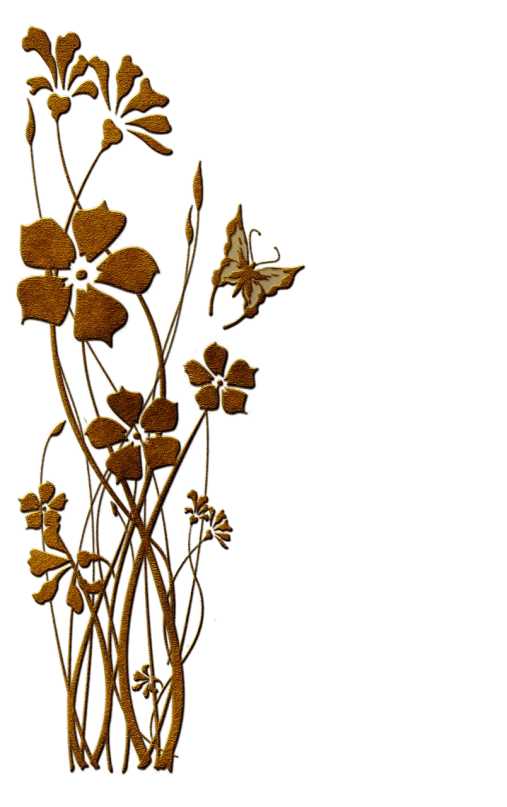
[209,205,249,314]
[241,264,305,320]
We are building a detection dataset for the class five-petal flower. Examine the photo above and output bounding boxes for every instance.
[184,343,257,414]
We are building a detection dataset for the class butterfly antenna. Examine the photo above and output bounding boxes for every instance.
[248,229,261,263]
[255,246,281,267]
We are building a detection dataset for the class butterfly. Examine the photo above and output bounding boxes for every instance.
[209,205,304,329]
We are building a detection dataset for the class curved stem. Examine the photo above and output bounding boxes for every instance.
[29,143,42,218]
[137,294,166,399]
[65,148,103,232]
[56,120,81,207]
[223,312,247,330]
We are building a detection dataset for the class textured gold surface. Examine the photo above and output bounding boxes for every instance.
[17,24,303,774]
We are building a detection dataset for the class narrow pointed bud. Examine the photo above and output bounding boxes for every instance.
[185,206,194,244]
[111,501,119,517]
[193,161,203,210]
[50,420,66,437]
[26,99,35,145]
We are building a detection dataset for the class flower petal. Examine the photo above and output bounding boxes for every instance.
[28,549,68,577]
[22,27,57,86]
[204,343,228,376]
[33,567,70,604]
[67,579,84,613]
[96,247,160,294]
[21,218,76,270]
[143,436,180,470]
[140,398,178,432]
[45,510,61,527]
[86,417,127,448]
[106,443,142,484]
[102,119,123,150]
[89,56,110,110]
[127,129,172,155]
[225,359,258,388]
[27,76,53,95]
[55,32,80,89]
[67,55,88,90]
[195,385,220,411]
[47,93,71,121]
[74,285,128,347]
[19,493,40,512]
[72,80,98,99]
[221,387,247,414]
[73,201,126,261]
[187,490,198,509]
[48,493,67,511]
[127,115,171,134]
[39,482,55,504]
[115,55,142,114]
[43,526,66,552]
[184,360,213,386]
[107,386,144,427]
[17,277,72,326]
[25,512,43,530]
[121,77,168,116]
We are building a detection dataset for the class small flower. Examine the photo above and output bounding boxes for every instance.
[19,482,67,552]
[85,385,181,482]
[204,507,233,550]
[184,490,210,525]
[21,25,99,118]
[132,664,162,699]
[184,342,257,414]
[18,206,160,345]
[93,53,174,156]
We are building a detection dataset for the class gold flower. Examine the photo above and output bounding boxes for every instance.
[16,199,161,345]
[184,343,257,414]
[21,25,99,122]
[85,385,181,482]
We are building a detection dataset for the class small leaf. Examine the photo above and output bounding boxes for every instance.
[127,114,171,134]
[66,579,84,613]
[77,551,109,568]
[132,682,144,691]
[127,129,172,155]
[49,493,67,510]
[115,55,142,114]
[106,443,142,484]
[140,398,178,433]
[73,202,126,261]
[26,99,35,145]
[107,386,143,427]
[25,511,42,530]
[81,580,105,594]
[50,420,66,437]
[193,161,203,210]
[96,247,160,294]
[28,549,69,577]
[185,207,193,245]
[21,218,76,270]
[142,436,181,470]
[55,32,80,89]
[72,80,98,99]
[74,284,128,346]
[27,76,53,95]
[33,568,69,605]
[22,27,57,85]
[17,276,72,326]
[121,77,168,116]
[85,416,127,448]
[43,526,66,552]
[47,93,71,121]
[102,119,122,150]
[89,56,110,109]
[19,492,39,512]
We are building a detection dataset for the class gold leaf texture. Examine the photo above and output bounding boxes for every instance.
[72,202,126,261]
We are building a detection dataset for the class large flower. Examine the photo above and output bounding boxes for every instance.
[84,386,181,481]
[21,25,99,120]
[18,204,160,346]
[184,343,257,414]
[88,53,174,156]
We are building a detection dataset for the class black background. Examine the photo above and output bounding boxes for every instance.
[10,20,314,780]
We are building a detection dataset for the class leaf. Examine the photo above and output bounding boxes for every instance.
[225,360,257,389]
[102,119,122,150]
[89,56,110,109]
[86,416,127,448]
[96,247,159,294]
[127,129,172,155]
[81,580,105,594]
[140,398,178,432]
[33,567,69,605]
[185,207,194,245]
[47,93,71,121]
[134,669,149,682]
[127,115,171,134]
[121,77,168,116]
[66,579,84,613]
[39,482,55,504]
[193,161,203,211]
[28,549,69,577]
[22,27,57,85]
[183,360,214,386]
[50,420,66,437]
[204,343,228,376]
[20,218,76,270]
[241,264,303,317]
[25,511,42,530]
[221,388,248,415]
[115,55,142,114]
[73,201,126,261]
[55,32,80,89]
[77,551,109,568]
[143,437,181,470]
[48,493,67,510]
[26,100,35,145]
[18,276,72,326]
[107,386,143,427]
[43,526,66,552]
[132,682,144,692]
[27,76,53,95]
[74,284,128,347]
